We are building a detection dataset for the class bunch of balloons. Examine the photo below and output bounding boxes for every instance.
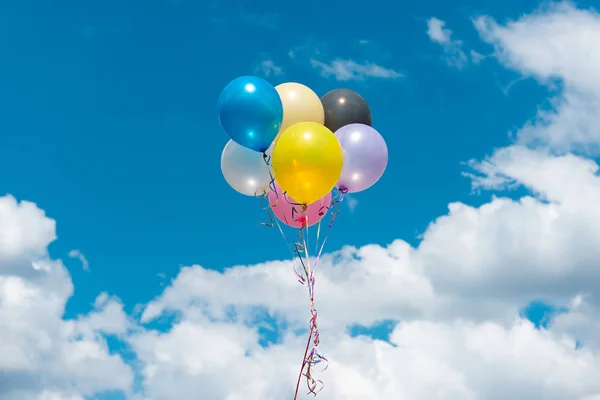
[218,76,388,227]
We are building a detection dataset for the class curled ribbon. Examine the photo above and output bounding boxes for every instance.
[258,154,347,398]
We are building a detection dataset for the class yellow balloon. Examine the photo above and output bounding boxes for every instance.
[275,83,325,134]
[271,122,343,205]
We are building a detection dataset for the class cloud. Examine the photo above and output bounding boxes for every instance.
[288,38,399,81]
[345,195,358,213]
[37,392,85,400]
[0,196,55,262]
[470,50,485,64]
[255,59,283,77]
[427,17,454,44]
[310,59,402,81]
[68,249,89,271]
[129,315,600,399]
[0,197,133,399]
[473,2,600,153]
[427,17,471,68]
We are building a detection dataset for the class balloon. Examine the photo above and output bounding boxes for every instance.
[268,183,331,228]
[217,76,283,152]
[271,122,343,205]
[275,82,324,134]
[221,140,272,196]
[335,123,388,193]
[320,88,372,133]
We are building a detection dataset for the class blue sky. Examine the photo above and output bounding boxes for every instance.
[0,0,544,307]
[1,0,599,399]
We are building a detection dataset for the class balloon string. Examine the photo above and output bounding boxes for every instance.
[290,187,345,399]
[260,153,349,398]
[312,186,347,271]
[260,189,343,398]
[294,325,314,399]
[293,210,328,398]
[258,156,308,286]
[292,188,349,398]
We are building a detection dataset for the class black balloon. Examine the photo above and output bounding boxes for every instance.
[320,88,372,133]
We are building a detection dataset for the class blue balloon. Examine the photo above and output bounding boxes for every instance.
[217,76,283,153]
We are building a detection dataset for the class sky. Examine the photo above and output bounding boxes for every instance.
[2,0,600,399]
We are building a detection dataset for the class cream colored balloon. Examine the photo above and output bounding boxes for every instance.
[275,82,325,134]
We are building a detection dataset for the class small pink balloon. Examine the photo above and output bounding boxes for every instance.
[268,183,331,228]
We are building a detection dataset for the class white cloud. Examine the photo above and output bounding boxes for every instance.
[427,17,470,68]
[0,196,55,262]
[288,38,399,81]
[552,296,600,351]
[68,249,89,271]
[470,50,485,64]
[310,59,402,81]
[474,2,600,153]
[131,311,600,399]
[345,194,358,213]
[255,59,283,77]
[0,197,133,399]
[37,392,85,400]
[427,17,454,44]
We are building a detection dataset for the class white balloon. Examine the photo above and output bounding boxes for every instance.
[221,140,272,196]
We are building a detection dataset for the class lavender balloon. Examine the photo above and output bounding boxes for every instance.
[335,123,388,193]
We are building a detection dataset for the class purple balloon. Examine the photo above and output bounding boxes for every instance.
[335,123,388,193]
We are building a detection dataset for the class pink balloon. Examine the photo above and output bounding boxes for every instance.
[268,183,332,228]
